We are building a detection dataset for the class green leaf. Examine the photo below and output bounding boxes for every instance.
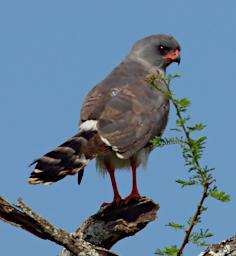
[155,245,179,255]
[209,187,230,202]
[166,222,185,230]
[176,179,198,187]
[188,123,206,131]
[196,136,207,144]
[190,229,213,247]
[176,118,184,127]
[151,136,183,147]
[173,98,191,112]
[179,98,191,108]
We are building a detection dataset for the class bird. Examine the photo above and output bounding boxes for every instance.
[29,34,181,206]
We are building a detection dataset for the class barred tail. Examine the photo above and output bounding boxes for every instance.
[29,131,96,185]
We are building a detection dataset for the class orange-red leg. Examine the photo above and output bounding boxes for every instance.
[124,159,141,204]
[101,161,122,207]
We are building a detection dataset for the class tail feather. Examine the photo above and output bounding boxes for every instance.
[77,168,84,185]
[29,131,96,185]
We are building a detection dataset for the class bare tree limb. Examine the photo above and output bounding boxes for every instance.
[199,235,236,256]
[0,196,117,255]
[0,195,159,256]
[1,195,236,255]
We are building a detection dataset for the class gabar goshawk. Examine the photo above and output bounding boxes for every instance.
[29,34,181,206]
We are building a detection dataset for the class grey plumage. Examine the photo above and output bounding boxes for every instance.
[29,34,181,185]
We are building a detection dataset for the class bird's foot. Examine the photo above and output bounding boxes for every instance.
[124,192,141,204]
[101,195,122,208]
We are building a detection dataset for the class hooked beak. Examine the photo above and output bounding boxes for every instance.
[163,49,181,65]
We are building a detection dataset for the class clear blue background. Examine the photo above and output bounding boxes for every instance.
[0,1,235,255]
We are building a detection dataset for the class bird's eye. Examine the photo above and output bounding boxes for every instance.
[158,45,170,55]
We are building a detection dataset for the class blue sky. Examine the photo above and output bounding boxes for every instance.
[0,1,235,255]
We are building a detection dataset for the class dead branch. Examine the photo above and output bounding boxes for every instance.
[200,235,236,256]
[0,195,159,256]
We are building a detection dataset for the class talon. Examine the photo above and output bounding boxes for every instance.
[101,196,122,207]
[124,192,141,204]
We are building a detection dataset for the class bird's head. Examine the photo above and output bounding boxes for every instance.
[130,34,181,70]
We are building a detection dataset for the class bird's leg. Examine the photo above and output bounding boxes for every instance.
[101,161,122,207]
[124,159,141,204]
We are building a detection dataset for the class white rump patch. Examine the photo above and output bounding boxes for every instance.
[80,120,98,132]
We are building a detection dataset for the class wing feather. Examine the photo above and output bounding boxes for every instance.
[80,61,169,159]
[96,80,169,158]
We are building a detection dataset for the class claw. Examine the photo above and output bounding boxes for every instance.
[124,192,141,204]
[101,195,122,207]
